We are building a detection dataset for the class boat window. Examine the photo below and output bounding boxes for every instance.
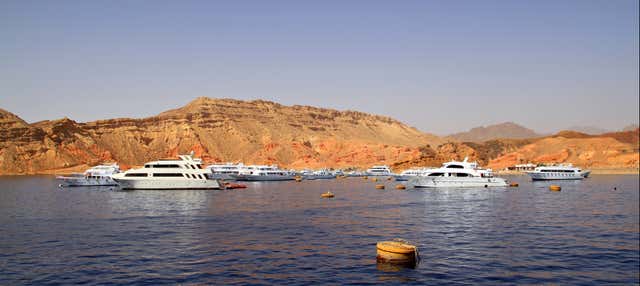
[447,165,464,169]
[428,173,445,177]
[196,164,202,169]
[149,164,181,168]
[453,173,469,177]
[125,173,148,177]
[152,173,184,177]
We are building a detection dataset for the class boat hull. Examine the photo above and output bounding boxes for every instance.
[527,171,590,180]
[411,177,507,188]
[113,178,222,190]
[303,175,336,180]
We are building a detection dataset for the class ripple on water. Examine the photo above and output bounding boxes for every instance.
[0,175,638,285]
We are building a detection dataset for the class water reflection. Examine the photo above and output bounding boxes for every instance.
[0,175,637,285]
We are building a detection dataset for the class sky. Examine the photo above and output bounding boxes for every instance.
[1,0,638,135]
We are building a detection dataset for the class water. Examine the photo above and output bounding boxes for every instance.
[0,175,638,285]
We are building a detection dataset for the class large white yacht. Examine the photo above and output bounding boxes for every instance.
[411,158,507,188]
[56,163,120,187]
[111,153,222,190]
[394,167,435,181]
[232,165,295,181]
[366,165,394,176]
[206,162,244,180]
[526,164,590,180]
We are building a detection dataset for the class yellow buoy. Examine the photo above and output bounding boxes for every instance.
[509,182,519,187]
[395,184,406,190]
[371,178,378,182]
[376,239,419,266]
[321,191,334,198]
[363,176,368,180]
[295,178,302,182]
[549,185,561,191]
[375,184,385,189]
[387,177,393,181]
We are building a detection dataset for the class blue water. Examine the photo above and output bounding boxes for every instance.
[0,175,638,285]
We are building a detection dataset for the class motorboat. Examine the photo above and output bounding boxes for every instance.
[410,157,507,188]
[56,163,120,187]
[366,165,394,176]
[232,165,295,181]
[304,169,336,180]
[525,164,590,180]
[111,153,222,190]
[206,162,244,180]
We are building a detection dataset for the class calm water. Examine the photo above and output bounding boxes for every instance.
[0,175,638,285]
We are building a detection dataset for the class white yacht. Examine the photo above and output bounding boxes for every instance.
[394,167,435,181]
[304,169,337,180]
[206,162,244,180]
[56,163,120,187]
[366,165,394,176]
[111,153,222,190]
[526,164,590,180]
[232,165,295,181]
[411,158,507,188]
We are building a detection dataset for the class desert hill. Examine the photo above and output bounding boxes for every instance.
[448,122,542,142]
[0,98,448,174]
[1,99,638,175]
[487,129,639,170]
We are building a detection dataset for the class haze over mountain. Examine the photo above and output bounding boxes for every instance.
[447,122,542,142]
[1,98,638,175]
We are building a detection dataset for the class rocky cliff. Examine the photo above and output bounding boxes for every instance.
[1,99,638,175]
[0,98,448,174]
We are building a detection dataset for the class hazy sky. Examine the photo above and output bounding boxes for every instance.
[1,0,638,135]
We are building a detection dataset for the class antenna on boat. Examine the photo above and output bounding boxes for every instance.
[189,150,195,157]
[463,156,468,162]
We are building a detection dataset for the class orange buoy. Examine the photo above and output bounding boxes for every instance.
[295,178,302,182]
[375,184,385,189]
[363,176,368,180]
[371,178,378,182]
[549,185,561,191]
[509,182,519,187]
[321,191,334,198]
[376,239,419,266]
[395,184,406,190]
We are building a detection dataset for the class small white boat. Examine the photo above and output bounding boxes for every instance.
[304,169,336,180]
[111,153,222,190]
[56,164,120,187]
[232,165,295,181]
[526,164,590,180]
[366,165,395,177]
[411,158,507,188]
[206,162,244,180]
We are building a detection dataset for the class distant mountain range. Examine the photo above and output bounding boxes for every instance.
[1,98,638,174]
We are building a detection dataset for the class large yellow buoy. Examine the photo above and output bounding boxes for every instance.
[509,182,519,187]
[375,184,385,189]
[321,191,334,198]
[549,185,561,192]
[363,176,368,180]
[395,184,406,190]
[371,177,378,182]
[376,239,419,266]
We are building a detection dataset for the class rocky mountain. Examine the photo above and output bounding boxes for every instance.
[487,129,639,170]
[447,122,542,142]
[0,98,448,174]
[1,99,638,175]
